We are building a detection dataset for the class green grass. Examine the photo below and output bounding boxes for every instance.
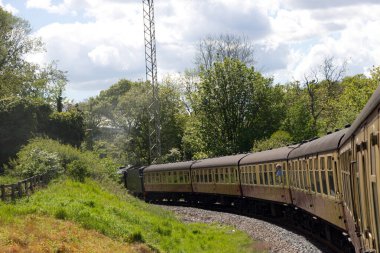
[0,175,20,185]
[0,179,255,253]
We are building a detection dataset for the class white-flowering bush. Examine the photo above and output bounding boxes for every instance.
[15,148,63,177]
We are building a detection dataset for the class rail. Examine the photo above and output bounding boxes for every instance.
[0,172,52,201]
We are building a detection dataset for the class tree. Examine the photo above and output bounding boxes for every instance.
[252,130,293,152]
[192,58,279,155]
[302,57,346,135]
[0,8,67,105]
[0,7,43,71]
[336,73,378,127]
[195,34,255,71]
[281,82,315,142]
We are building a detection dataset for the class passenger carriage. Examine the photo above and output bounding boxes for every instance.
[339,86,380,253]
[239,146,293,204]
[191,154,248,205]
[288,129,347,231]
[143,161,193,202]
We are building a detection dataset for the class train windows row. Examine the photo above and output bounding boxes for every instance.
[192,167,239,184]
[240,162,287,186]
[145,170,190,184]
[289,155,336,197]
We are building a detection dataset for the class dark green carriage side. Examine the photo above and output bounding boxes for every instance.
[121,166,145,198]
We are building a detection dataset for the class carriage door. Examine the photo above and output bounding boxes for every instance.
[368,112,380,252]
[356,125,375,251]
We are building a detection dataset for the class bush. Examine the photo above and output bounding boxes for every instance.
[48,109,85,147]
[13,148,63,177]
[0,97,51,165]
[67,160,89,182]
[10,138,120,182]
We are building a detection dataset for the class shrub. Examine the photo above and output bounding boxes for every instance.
[13,148,63,177]
[10,138,120,182]
[67,160,89,182]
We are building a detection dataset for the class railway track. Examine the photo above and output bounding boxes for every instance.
[154,199,340,253]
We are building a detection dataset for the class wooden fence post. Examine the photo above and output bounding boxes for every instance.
[11,184,15,201]
[24,180,28,196]
[17,182,22,198]
[30,177,34,193]
[1,185,5,201]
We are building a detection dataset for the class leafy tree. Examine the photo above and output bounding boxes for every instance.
[0,97,52,164]
[48,108,85,147]
[192,58,279,155]
[195,34,255,71]
[0,7,43,72]
[335,73,378,127]
[281,82,315,142]
[252,130,292,152]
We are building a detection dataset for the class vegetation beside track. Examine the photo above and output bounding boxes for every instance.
[0,138,257,253]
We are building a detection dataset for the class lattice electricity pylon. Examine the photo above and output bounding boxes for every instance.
[143,0,161,164]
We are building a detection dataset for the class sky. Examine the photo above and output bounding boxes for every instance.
[1,0,380,102]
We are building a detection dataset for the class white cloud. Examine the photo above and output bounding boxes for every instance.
[0,0,18,14]
[88,45,122,68]
[20,0,380,101]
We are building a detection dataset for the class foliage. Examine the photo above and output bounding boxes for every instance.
[252,130,293,152]
[0,179,254,253]
[0,97,52,164]
[67,159,89,182]
[48,108,85,147]
[0,8,66,103]
[81,80,187,165]
[195,33,255,71]
[281,82,316,142]
[335,74,378,127]
[162,148,182,163]
[0,7,42,73]
[192,58,281,155]
[12,147,63,177]
[10,138,120,182]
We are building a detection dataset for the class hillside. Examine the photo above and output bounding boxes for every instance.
[0,178,254,253]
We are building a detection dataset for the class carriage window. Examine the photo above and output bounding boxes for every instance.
[259,165,263,185]
[321,157,328,194]
[225,168,230,183]
[253,166,257,184]
[196,171,200,183]
[249,166,254,184]
[289,162,293,187]
[263,165,268,185]
[295,161,299,189]
[299,160,304,190]
[268,164,273,185]
[179,171,184,183]
[219,168,224,183]
[230,168,235,183]
[215,169,219,183]
[309,159,315,192]
[184,172,188,183]
[327,157,335,196]
[303,161,307,190]
[315,159,321,193]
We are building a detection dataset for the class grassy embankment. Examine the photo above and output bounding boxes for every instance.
[0,138,258,253]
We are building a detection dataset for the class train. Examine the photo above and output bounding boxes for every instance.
[122,84,380,253]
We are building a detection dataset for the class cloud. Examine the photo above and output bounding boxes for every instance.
[21,0,380,101]
[286,0,380,10]
[0,0,18,14]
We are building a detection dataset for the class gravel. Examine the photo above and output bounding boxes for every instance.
[160,205,331,253]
